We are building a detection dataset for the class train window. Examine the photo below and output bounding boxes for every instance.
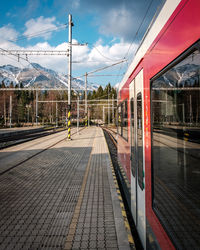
[130,98,135,176]
[117,105,122,136]
[121,102,123,136]
[151,48,200,248]
[137,93,144,189]
[118,100,128,140]
[123,100,128,140]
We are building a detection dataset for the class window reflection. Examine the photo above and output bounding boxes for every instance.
[118,100,128,140]
[123,100,128,140]
[137,93,144,189]
[130,98,135,176]
[152,49,200,249]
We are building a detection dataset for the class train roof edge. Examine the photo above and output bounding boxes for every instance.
[118,0,182,92]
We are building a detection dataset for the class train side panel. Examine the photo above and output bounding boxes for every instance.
[118,0,200,249]
[145,0,200,249]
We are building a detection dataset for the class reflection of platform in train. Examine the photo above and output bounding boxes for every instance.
[152,130,200,249]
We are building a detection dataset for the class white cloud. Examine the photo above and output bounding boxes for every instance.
[23,16,58,40]
[0,24,19,42]
[71,39,89,62]
[72,0,80,9]
[24,0,40,18]
[99,7,135,41]
[0,37,136,78]
[26,42,53,50]
[88,41,135,65]
[0,39,136,87]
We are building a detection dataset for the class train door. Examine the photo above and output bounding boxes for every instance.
[133,69,146,248]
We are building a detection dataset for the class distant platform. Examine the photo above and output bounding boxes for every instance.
[0,126,44,135]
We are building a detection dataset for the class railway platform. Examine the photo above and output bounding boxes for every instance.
[0,127,132,250]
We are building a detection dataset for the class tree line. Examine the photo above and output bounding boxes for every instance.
[0,82,117,127]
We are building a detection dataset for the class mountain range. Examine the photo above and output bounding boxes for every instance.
[153,63,200,89]
[0,63,99,91]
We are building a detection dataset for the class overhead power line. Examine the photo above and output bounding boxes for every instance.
[7,24,68,43]
[87,74,124,77]
[87,59,127,75]
[92,45,124,62]
[125,0,155,59]
[114,0,156,84]
[74,59,127,79]
[0,88,87,91]
[0,47,62,86]
[0,50,69,56]
[0,43,86,57]
[72,60,124,63]
[0,47,32,65]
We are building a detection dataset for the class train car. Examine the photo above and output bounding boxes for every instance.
[117,0,200,249]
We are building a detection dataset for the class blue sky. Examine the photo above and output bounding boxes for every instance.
[0,0,165,87]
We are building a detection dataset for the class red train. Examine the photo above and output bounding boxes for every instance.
[117,0,200,249]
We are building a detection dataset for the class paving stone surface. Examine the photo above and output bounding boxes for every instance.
[0,127,130,250]
[67,128,119,250]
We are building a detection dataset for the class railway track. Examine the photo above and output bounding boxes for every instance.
[0,127,86,176]
[0,126,66,150]
[103,127,143,250]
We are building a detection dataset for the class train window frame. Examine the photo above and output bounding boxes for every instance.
[117,104,122,136]
[151,39,200,204]
[151,40,200,82]
[118,99,128,141]
[150,40,200,248]
[130,97,136,176]
[137,92,144,190]
[122,99,128,141]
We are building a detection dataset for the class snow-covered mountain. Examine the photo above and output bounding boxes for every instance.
[0,63,99,91]
[153,63,200,89]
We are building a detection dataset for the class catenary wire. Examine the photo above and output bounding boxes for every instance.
[124,0,155,60]
[114,0,156,86]
[7,24,68,43]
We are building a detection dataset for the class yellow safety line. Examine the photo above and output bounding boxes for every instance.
[110,161,135,248]
[103,130,135,248]
[64,136,95,250]
[105,145,135,249]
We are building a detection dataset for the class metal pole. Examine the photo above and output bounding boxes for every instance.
[103,106,105,124]
[4,92,6,127]
[28,106,30,124]
[77,95,79,134]
[88,107,90,126]
[67,14,73,139]
[108,89,110,125]
[56,102,58,127]
[85,72,88,126]
[9,95,12,128]
[112,94,114,124]
[36,90,38,126]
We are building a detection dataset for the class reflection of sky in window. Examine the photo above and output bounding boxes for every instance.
[177,50,200,67]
